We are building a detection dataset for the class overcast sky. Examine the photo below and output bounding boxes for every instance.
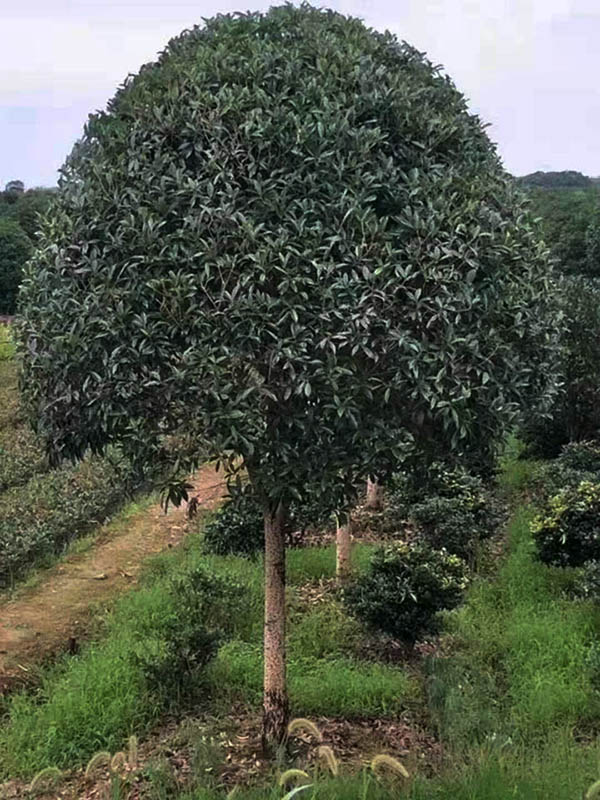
[2,0,599,188]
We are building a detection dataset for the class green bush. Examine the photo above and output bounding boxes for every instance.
[411,496,480,560]
[133,568,243,700]
[203,489,332,557]
[531,481,600,567]
[558,439,600,472]
[573,560,600,602]
[0,454,131,585]
[202,491,263,557]
[0,427,47,491]
[380,464,501,557]
[342,542,469,642]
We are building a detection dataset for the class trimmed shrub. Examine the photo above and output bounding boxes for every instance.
[531,481,600,567]
[203,491,264,557]
[342,542,469,642]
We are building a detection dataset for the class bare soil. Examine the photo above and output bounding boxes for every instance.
[0,463,227,691]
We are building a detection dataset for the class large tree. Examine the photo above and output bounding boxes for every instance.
[17,4,559,747]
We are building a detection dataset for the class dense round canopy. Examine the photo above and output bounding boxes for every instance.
[18,4,559,506]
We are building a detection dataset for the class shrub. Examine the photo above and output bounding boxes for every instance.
[203,490,332,557]
[342,542,469,642]
[411,496,480,561]
[133,568,244,699]
[531,481,600,567]
[0,427,48,491]
[378,464,501,555]
[203,491,264,557]
[558,440,600,473]
[572,560,600,602]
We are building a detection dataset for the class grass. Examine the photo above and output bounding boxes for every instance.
[4,440,600,800]
[0,533,413,779]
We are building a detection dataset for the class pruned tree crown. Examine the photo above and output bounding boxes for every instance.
[18,3,559,510]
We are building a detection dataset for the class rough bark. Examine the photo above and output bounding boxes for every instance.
[336,517,353,584]
[365,477,383,509]
[262,502,289,753]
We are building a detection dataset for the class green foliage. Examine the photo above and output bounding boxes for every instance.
[531,481,600,567]
[558,439,600,472]
[0,454,131,585]
[133,568,243,700]
[0,426,48,491]
[586,212,600,276]
[18,4,559,517]
[343,542,469,642]
[410,496,481,561]
[573,560,600,602]
[518,170,593,189]
[202,490,332,557]
[524,184,599,275]
[0,218,31,314]
[376,463,501,558]
[520,277,600,455]
[208,640,414,717]
[202,491,264,557]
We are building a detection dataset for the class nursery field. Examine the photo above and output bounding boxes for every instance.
[2,419,600,798]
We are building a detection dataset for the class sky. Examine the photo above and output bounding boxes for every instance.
[1,0,599,188]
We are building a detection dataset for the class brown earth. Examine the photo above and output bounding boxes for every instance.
[0,463,227,691]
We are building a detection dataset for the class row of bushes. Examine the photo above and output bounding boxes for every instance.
[0,453,133,586]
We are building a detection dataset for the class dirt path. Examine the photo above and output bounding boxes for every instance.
[0,463,227,689]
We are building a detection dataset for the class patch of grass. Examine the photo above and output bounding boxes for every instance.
[288,599,363,661]
[207,640,415,718]
[429,474,600,755]
[286,542,375,584]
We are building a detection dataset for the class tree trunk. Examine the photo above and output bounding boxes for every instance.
[336,517,353,584]
[365,477,383,509]
[262,503,289,753]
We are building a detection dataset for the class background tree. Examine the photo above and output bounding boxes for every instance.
[0,218,32,314]
[17,4,559,748]
[521,276,600,456]
[4,180,24,201]
[522,181,599,276]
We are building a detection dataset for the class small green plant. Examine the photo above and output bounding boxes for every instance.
[133,568,244,700]
[531,480,600,567]
[342,542,469,642]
